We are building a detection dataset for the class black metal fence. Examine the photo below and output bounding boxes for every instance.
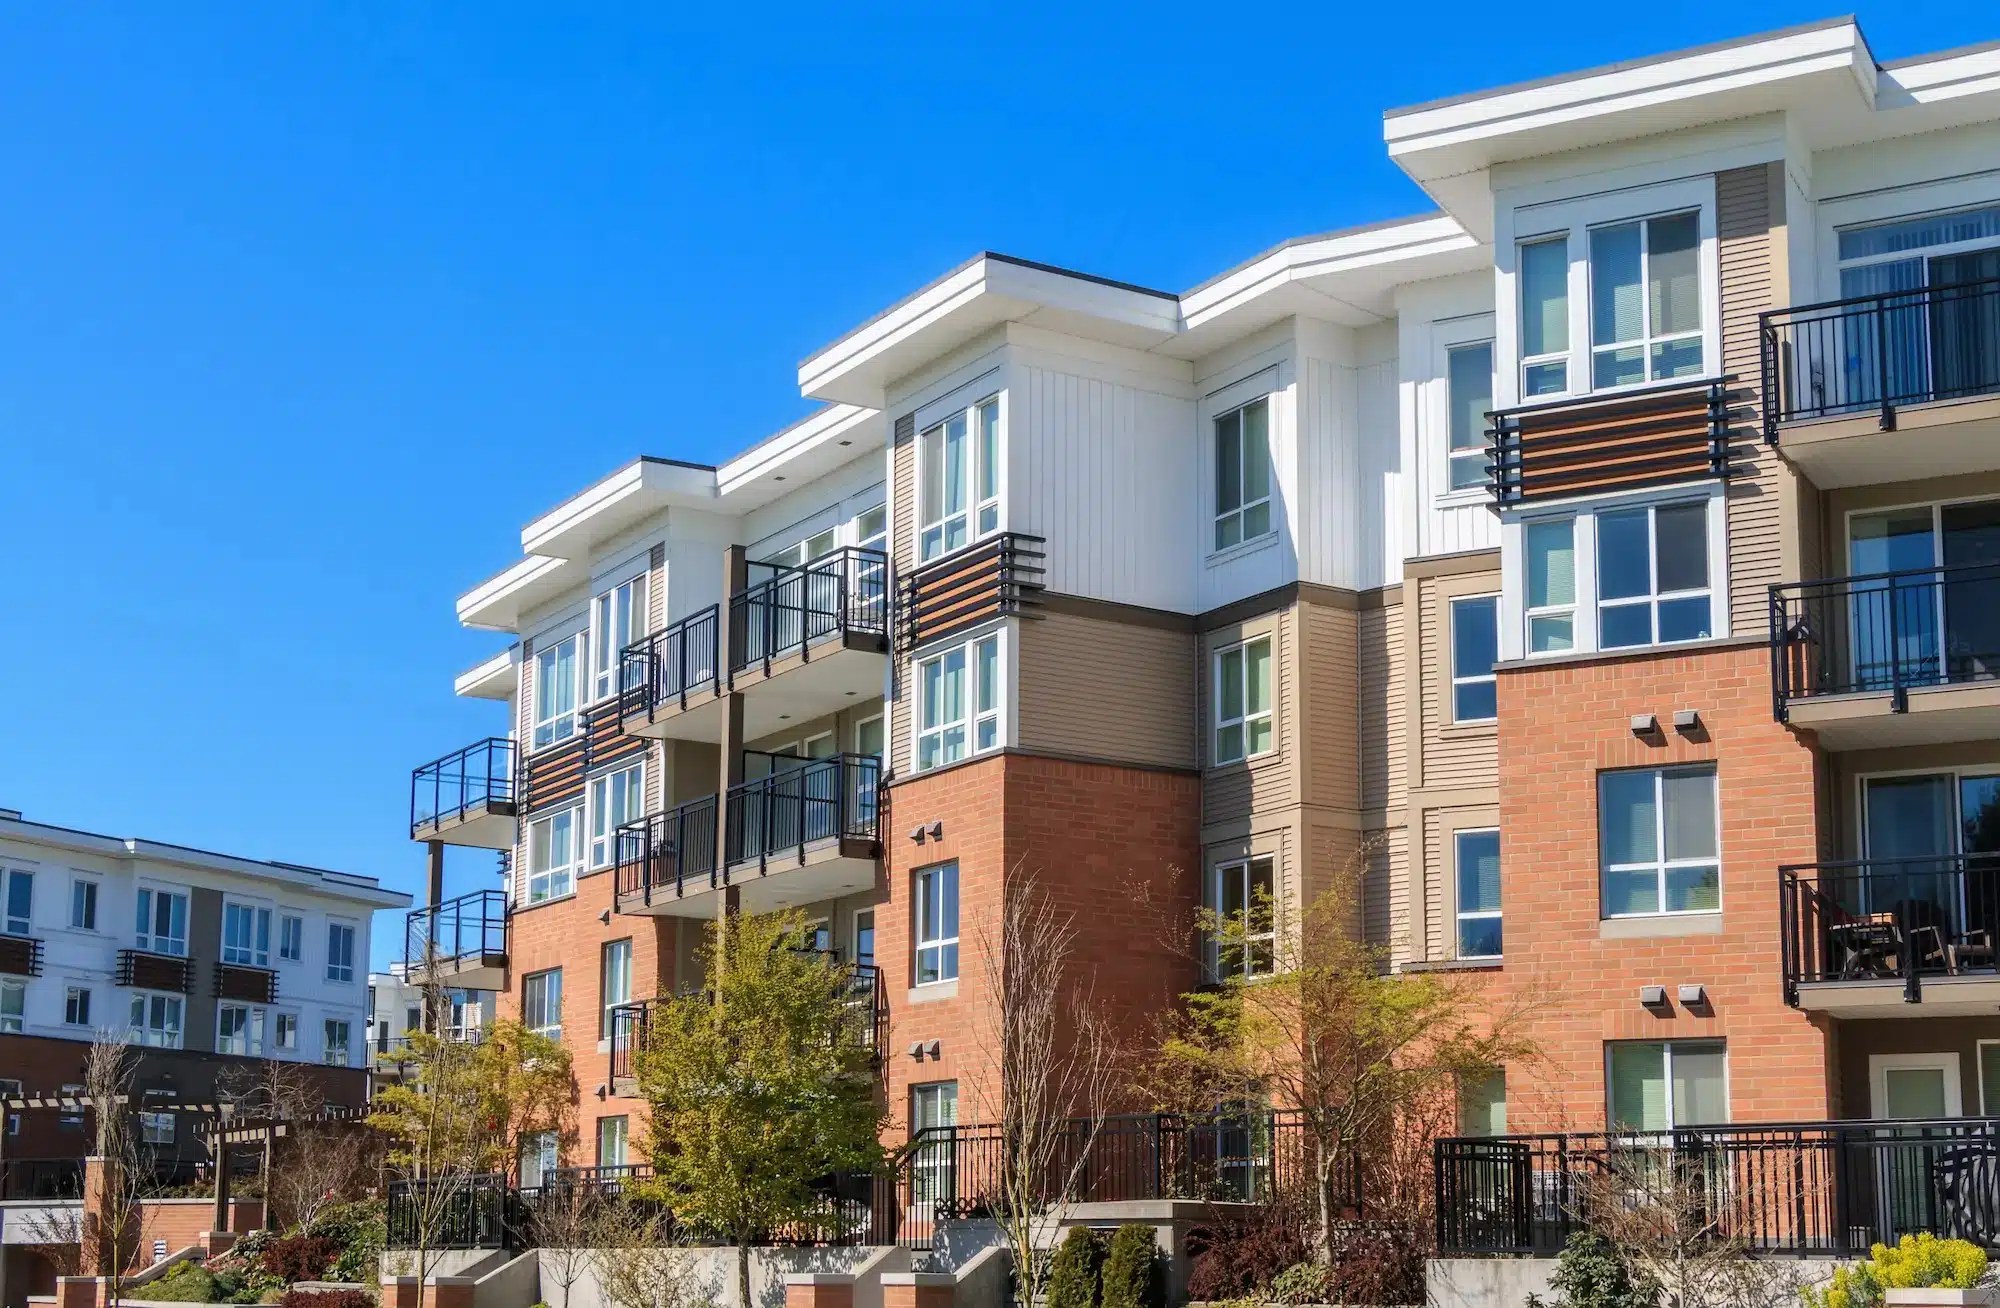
[618,605,721,723]
[0,1156,84,1199]
[1769,561,2000,716]
[1436,1120,2000,1256]
[403,889,508,972]
[731,548,889,674]
[410,737,517,836]
[725,754,881,871]
[1760,275,2000,434]
[1780,856,2000,1004]
[613,795,720,907]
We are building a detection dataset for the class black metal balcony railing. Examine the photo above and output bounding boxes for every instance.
[730,547,890,675]
[1780,855,2000,1005]
[1436,1120,2000,1257]
[404,889,508,972]
[725,753,881,872]
[1769,561,2000,717]
[0,1157,85,1200]
[607,997,665,1084]
[1760,275,2000,435]
[411,738,518,837]
[614,795,721,906]
[618,605,721,724]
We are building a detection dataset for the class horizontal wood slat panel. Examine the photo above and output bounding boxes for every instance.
[1488,377,1743,505]
[0,934,42,978]
[117,950,193,993]
[898,533,1047,652]
[214,963,279,1003]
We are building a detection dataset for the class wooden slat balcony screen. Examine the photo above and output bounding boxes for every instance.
[521,701,646,815]
[1486,377,1741,505]
[897,533,1046,651]
[214,962,279,1004]
[0,933,43,978]
[116,949,194,993]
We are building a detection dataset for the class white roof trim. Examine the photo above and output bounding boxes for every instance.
[457,553,573,631]
[519,457,715,558]
[453,648,515,700]
[717,403,879,497]
[1180,216,1481,330]
[0,817,409,907]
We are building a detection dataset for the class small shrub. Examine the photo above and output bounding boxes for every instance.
[1526,1231,1657,1308]
[1101,1225,1162,1308]
[262,1234,342,1284]
[1805,1234,1990,1308]
[310,1201,387,1287]
[1186,1200,1314,1302]
[279,1290,375,1308]
[1046,1227,1106,1308]
[145,1263,220,1303]
[1267,1261,1330,1305]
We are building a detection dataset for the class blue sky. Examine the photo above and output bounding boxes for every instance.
[1,2,1991,969]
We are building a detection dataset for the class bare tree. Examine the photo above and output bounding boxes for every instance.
[79,1035,165,1297]
[591,1202,694,1308]
[968,869,1118,1308]
[217,1055,326,1222]
[268,1123,375,1234]
[527,1176,598,1308]
[22,1204,86,1277]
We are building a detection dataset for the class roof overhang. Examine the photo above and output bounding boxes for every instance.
[453,648,515,700]
[716,405,885,509]
[456,553,580,632]
[0,818,409,908]
[520,457,717,560]
[800,253,1183,407]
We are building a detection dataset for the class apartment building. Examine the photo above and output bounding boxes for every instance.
[404,15,2000,1226]
[0,810,407,1174]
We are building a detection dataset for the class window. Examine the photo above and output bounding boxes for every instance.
[589,764,644,869]
[521,1130,560,1188]
[1213,396,1273,551]
[323,1019,352,1066]
[1446,343,1495,492]
[1213,637,1274,764]
[854,909,876,970]
[1980,1041,2000,1115]
[222,903,272,968]
[1518,237,1570,396]
[69,880,97,932]
[529,807,582,901]
[915,634,1000,771]
[1525,519,1577,655]
[140,1111,176,1145]
[600,939,632,1038]
[524,969,563,1038]
[915,863,959,986]
[919,396,1000,561]
[533,633,582,749]
[64,986,91,1027]
[1206,856,1276,980]
[218,1004,265,1057]
[1449,597,1498,722]
[275,1012,299,1051]
[135,887,188,956]
[130,992,184,1048]
[1597,502,1712,649]
[1461,1070,1508,1136]
[0,980,22,1033]
[326,922,357,983]
[1589,212,1702,389]
[278,914,303,962]
[1600,765,1720,917]
[1608,1040,1726,1130]
[598,1116,629,1168]
[1454,830,1502,959]
[593,576,646,701]
[910,1082,959,1203]
[2,868,31,936]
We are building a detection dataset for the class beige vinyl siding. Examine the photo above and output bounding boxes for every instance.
[1719,161,1789,631]
[1375,832,1411,964]
[645,546,667,817]
[1358,599,1404,813]
[891,412,918,576]
[1015,610,1196,770]
[1421,809,1446,963]
[513,637,534,906]
[1297,600,1360,812]
[1416,574,1500,790]
[1200,608,1296,828]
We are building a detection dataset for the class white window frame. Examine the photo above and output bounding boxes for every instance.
[69,875,98,932]
[1586,211,1706,390]
[1449,595,1499,724]
[910,1082,959,1203]
[325,921,357,984]
[0,979,23,1033]
[139,1110,176,1145]
[1593,500,1716,651]
[274,1011,299,1052]
[917,392,1003,563]
[1607,1039,1729,1131]
[600,938,632,1039]
[1212,636,1275,766]
[598,1115,629,1168]
[533,631,583,751]
[1599,764,1722,919]
[2,867,32,937]
[222,901,273,968]
[523,968,564,1039]
[64,984,91,1027]
[915,862,959,987]
[135,886,189,957]
[912,630,1004,773]
[278,914,304,963]
[217,1003,266,1057]
[1205,855,1277,982]
[1440,335,1497,499]
[588,763,645,870]
[1453,829,1503,960]
[592,573,647,702]
[323,1018,352,1066]
[1212,394,1276,553]
[129,991,184,1049]
[528,806,583,901]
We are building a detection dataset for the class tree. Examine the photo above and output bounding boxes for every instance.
[528,1175,598,1308]
[76,1035,166,1297]
[966,872,1119,1308]
[590,1201,694,1308]
[634,909,885,1308]
[217,1055,324,1207]
[1147,837,1542,1278]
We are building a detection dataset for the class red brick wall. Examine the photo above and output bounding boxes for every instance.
[127,1199,263,1270]
[1496,642,1835,1131]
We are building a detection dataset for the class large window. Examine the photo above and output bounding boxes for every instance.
[136,887,188,956]
[600,939,632,1039]
[533,633,581,749]
[326,922,357,983]
[1214,397,1273,551]
[915,863,959,986]
[593,576,646,701]
[1206,856,1275,980]
[1518,237,1570,396]
[598,1116,629,1168]
[915,634,1000,772]
[1213,637,1274,765]
[222,903,272,968]
[2,868,31,936]
[218,1004,265,1057]
[589,763,644,869]
[140,1111,176,1145]
[1446,343,1495,492]
[524,968,563,1038]
[910,1082,959,1203]
[1450,597,1499,722]
[1589,212,1702,389]
[529,807,582,902]
[1600,765,1720,917]
[1460,1070,1508,1137]
[130,992,184,1048]
[1597,501,1711,649]
[1454,830,1502,958]
[920,396,1000,561]
[1608,1040,1726,1130]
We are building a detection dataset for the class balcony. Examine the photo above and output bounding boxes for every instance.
[1770,562,2000,746]
[214,962,278,1004]
[411,738,518,849]
[1484,377,1738,507]
[1761,275,2000,488]
[607,997,663,1092]
[724,753,882,911]
[115,948,193,993]
[1780,856,2000,1014]
[617,605,725,741]
[613,795,721,915]
[898,533,1045,652]
[1436,1120,2000,1257]
[608,963,883,1092]
[0,932,43,978]
[729,549,891,737]
[404,889,509,990]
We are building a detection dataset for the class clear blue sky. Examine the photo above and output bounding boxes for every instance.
[1,3,1990,969]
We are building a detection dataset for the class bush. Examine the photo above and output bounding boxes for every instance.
[1806,1234,1991,1308]
[309,1200,387,1287]
[279,1291,374,1308]
[1047,1227,1106,1308]
[145,1263,220,1303]
[1326,1221,1426,1308]
[1267,1261,1330,1305]
[1526,1231,1657,1308]
[1186,1200,1314,1302]
[1101,1225,1163,1308]
[261,1235,342,1285]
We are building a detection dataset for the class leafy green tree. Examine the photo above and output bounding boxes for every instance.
[368,1016,573,1176]
[634,910,885,1308]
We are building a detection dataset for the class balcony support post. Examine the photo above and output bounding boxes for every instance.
[717,545,748,905]
[426,840,445,909]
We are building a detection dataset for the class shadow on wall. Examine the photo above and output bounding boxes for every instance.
[544,1245,882,1308]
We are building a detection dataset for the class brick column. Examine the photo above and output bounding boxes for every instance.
[422,1276,476,1308]
[56,1278,106,1308]
[80,1155,122,1277]
[785,1273,856,1308]
[881,1272,954,1308]
[385,1277,423,1308]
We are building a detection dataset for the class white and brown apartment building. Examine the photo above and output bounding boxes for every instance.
[405,14,2000,1251]
[0,810,407,1191]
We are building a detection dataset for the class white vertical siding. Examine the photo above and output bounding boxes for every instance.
[1396,273,1503,563]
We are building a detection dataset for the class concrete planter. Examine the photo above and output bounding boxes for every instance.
[1884,1289,1997,1308]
